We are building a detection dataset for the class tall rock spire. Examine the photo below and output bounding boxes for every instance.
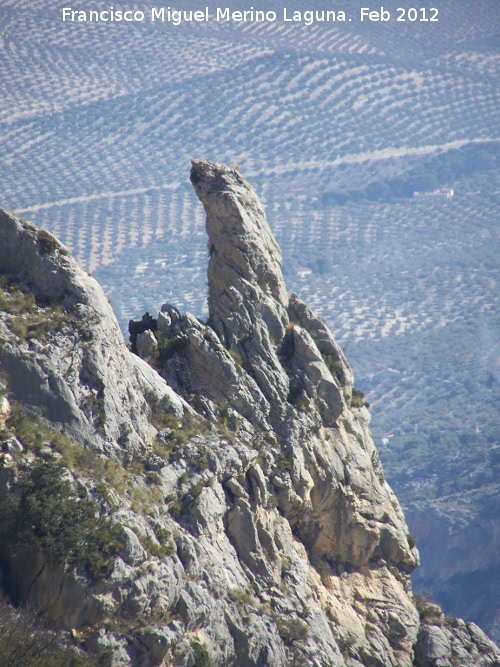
[191,160,290,406]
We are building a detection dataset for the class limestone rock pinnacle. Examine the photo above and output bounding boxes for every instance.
[190,160,290,406]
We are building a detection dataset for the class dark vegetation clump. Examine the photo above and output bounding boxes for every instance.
[0,274,71,344]
[276,616,309,644]
[192,641,213,667]
[36,229,60,255]
[277,330,295,372]
[156,333,189,362]
[0,459,121,578]
[277,453,293,472]
[128,312,157,353]
[323,354,344,383]
[144,391,177,430]
[0,275,36,314]
[322,141,499,205]
[278,330,308,409]
[286,379,306,409]
[413,593,444,625]
[0,595,96,667]
[351,387,370,409]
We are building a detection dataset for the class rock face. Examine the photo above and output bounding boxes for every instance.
[0,210,185,462]
[1,165,499,667]
[191,159,290,414]
[408,486,500,644]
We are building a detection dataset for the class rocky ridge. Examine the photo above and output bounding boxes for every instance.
[0,212,185,460]
[0,163,498,666]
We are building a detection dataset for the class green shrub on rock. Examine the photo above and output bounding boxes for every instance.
[192,641,214,667]
[0,595,93,667]
[0,459,121,577]
[36,230,60,255]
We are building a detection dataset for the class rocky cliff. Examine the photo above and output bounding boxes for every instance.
[408,484,500,644]
[0,163,499,667]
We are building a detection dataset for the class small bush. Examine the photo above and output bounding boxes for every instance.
[277,453,293,472]
[190,480,205,498]
[36,230,60,255]
[407,533,416,549]
[337,633,356,654]
[229,588,255,613]
[5,408,50,453]
[323,355,344,381]
[192,642,213,667]
[0,274,71,344]
[144,391,179,430]
[267,494,278,509]
[5,406,103,478]
[178,471,189,485]
[278,331,295,371]
[95,481,118,512]
[189,447,209,472]
[217,405,230,426]
[156,333,189,362]
[229,349,243,367]
[351,387,370,409]
[162,412,208,447]
[152,523,170,544]
[7,306,70,344]
[9,316,28,342]
[169,501,182,518]
[216,423,236,442]
[140,533,175,559]
[28,305,70,341]
[145,470,162,485]
[0,279,36,315]
[155,413,179,430]
[142,523,176,556]
[0,595,93,666]
[276,617,309,644]
[414,593,443,625]
[286,380,304,407]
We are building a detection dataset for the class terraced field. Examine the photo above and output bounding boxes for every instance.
[4,2,499,270]
[1,0,500,642]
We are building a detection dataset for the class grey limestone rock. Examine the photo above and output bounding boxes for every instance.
[119,526,147,566]
[288,291,353,390]
[414,625,452,666]
[136,329,158,360]
[152,307,271,427]
[288,324,346,424]
[191,160,290,412]
[4,436,23,455]
[0,209,186,461]
[414,619,500,667]
[0,395,11,427]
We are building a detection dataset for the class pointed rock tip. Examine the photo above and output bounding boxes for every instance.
[189,160,290,383]
[190,160,244,194]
